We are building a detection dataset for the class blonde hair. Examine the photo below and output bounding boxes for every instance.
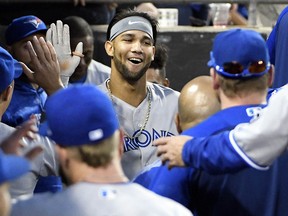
[67,132,119,168]
[219,73,269,98]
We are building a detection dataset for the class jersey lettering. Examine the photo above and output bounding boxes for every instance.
[246,106,264,122]
[123,128,175,152]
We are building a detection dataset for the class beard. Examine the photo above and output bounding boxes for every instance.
[113,55,150,82]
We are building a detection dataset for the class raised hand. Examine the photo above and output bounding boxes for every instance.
[46,20,83,87]
[1,117,43,160]
[22,36,64,95]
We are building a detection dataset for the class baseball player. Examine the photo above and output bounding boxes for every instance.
[134,75,220,210]
[141,29,288,215]
[98,9,179,180]
[0,43,60,199]
[8,18,82,198]
[166,82,288,173]
[11,85,192,216]
[2,15,48,127]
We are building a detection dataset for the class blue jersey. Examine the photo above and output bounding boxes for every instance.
[2,78,47,127]
[266,6,288,88]
[135,104,288,215]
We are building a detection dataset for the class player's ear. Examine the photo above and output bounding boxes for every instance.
[55,145,69,168]
[210,68,220,90]
[151,45,155,61]
[175,113,182,134]
[118,129,125,157]
[163,78,170,87]
[267,64,275,87]
[0,84,13,101]
[105,41,114,57]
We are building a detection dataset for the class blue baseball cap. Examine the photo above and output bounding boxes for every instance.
[41,85,119,146]
[0,46,22,93]
[0,150,30,184]
[5,15,47,45]
[208,29,270,79]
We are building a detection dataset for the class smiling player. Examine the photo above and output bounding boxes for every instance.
[98,9,180,180]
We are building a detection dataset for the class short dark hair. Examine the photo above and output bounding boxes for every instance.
[150,43,168,70]
[106,9,158,45]
[150,43,169,78]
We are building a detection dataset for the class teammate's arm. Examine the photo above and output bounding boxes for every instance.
[156,84,288,174]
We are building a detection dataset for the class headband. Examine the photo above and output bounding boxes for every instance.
[109,16,153,41]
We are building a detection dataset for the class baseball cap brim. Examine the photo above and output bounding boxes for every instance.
[17,29,47,44]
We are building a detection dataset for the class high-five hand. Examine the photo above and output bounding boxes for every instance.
[46,20,83,87]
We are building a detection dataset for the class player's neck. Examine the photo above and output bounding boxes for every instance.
[220,91,267,109]
[75,161,129,184]
[108,74,148,107]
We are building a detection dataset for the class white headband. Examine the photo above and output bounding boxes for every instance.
[109,16,153,41]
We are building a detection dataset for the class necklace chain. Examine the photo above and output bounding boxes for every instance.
[106,79,151,139]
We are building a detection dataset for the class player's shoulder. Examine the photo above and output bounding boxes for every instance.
[147,82,180,99]
[131,183,192,215]
[97,80,109,93]
[89,60,110,71]
[11,192,55,216]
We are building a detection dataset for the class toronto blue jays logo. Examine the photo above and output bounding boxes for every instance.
[123,128,175,152]
[24,18,42,28]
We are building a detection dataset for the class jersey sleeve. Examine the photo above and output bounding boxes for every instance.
[182,132,250,174]
[232,84,288,166]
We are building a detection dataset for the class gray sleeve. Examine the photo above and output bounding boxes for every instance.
[39,137,59,176]
[233,85,288,166]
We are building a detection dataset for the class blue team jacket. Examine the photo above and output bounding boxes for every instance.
[2,78,47,127]
[135,104,288,216]
[266,6,288,88]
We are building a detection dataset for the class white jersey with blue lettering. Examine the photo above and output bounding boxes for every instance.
[11,182,193,216]
[98,81,179,179]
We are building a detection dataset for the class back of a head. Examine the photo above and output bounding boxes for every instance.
[136,3,159,20]
[62,16,93,39]
[147,43,169,86]
[178,76,220,130]
[208,29,271,97]
[41,85,119,147]
[149,43,168,71]
[208,28,270,79]
[40,85,121,167]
